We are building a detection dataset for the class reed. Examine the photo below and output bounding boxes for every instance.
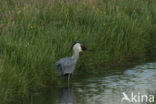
[0,0,156,103]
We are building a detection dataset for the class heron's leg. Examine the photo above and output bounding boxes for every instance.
[68,74,70,87]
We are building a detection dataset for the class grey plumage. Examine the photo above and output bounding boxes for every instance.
[55,57,75,76]
[55,42,87,78]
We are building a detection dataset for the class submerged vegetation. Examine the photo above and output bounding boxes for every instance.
[0,0,156,103]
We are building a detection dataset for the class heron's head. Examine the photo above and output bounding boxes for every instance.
[72,42,87,53]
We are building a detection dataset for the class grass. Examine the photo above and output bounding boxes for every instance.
[0,0,156,103]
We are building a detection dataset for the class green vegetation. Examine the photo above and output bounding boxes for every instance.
[0,0,156,103]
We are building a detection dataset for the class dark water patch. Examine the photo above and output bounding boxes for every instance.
[24,62,156,104]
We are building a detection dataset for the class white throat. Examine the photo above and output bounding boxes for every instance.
[71,43,82,62]
[71,49,80,62]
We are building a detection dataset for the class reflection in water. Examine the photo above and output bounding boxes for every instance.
[73,63,156,104]
[57,87,76,104]
[28,63,156,104]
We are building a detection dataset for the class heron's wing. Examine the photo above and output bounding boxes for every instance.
[55,57,75,75]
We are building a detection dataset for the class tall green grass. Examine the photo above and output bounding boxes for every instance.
[0,0,156,103]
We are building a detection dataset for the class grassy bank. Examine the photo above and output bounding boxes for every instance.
[0,0,156,103]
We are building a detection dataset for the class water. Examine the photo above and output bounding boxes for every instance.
[27,62,156,104]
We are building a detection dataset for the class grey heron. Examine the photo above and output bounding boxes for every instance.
[55,42,87,84]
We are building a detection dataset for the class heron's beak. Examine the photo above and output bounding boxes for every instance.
[81,45,94,52]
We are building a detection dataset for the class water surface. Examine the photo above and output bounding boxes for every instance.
[27,62,156,104]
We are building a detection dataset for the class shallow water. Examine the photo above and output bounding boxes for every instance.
[27,62,156,104]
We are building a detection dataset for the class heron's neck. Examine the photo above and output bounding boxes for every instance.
[71,50,79,62]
